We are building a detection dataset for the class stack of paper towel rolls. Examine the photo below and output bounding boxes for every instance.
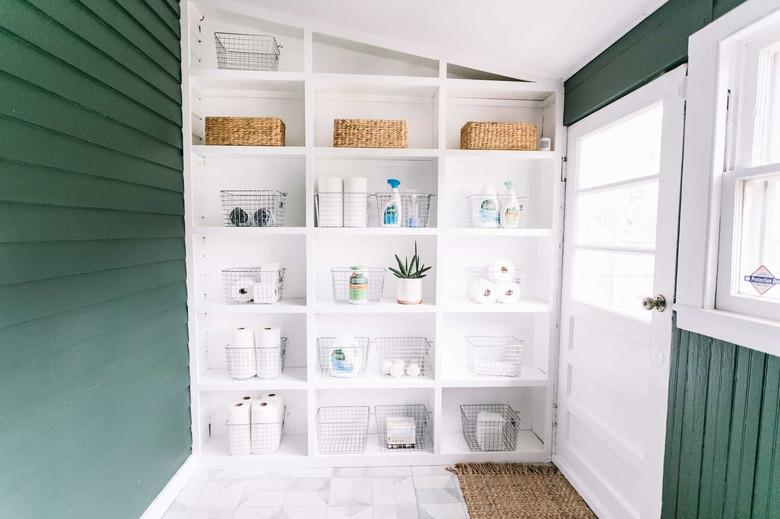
[317,177,343,227]
[226,326,284,380]
[469,259,523,304]
[250,393,285,454]
[227,401,251,456]
[226,328,256,379]
[343,177,368,228]
[255,326,282,379]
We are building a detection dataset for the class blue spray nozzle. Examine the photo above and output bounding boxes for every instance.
[387,178,401,189]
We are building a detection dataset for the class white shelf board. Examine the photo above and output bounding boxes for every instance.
[314,300,437,314]
[314,147,438,159]
[191,145,306,158]
[192,226,307,236]
[200,434,308,466]
[444,149,557,161]
[313,374,436,389]
[189,69,305,90]
[440,431,545,460]
[317,434,434,458]
[441,366,548,388]
[194,299,308,314]
[442,299,550,313]
[440,228,552,237]
[314,227,437,236]
[444,78,557,100]
[198,368,308,391]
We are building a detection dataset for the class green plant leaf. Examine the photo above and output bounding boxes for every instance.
[395,254,406,276]
[388,267,404,278]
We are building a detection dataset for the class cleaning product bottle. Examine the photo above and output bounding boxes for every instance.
[381,178,402,227]
[500,181,521,228]
[475,184,499,228]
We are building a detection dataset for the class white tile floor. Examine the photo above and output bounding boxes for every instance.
[163,466,469,519]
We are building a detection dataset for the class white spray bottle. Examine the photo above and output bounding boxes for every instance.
[500,181,521,228]
[381,178,402,227]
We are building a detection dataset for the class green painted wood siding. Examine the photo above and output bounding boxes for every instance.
[563,0,747,125]
[0,1,190,518]
[663,327,780,518]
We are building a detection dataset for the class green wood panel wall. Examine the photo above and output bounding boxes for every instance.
[663,326,780,518]
[563,0,747,125]
[0,1,190,518]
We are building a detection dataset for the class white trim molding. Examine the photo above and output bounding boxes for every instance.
[676,0,780,354]
[140,455,196,519]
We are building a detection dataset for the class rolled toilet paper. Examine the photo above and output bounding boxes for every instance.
[488,259,516,282]
[318,176,343,193]
[225,345,256,379]
[256,327,283,379]
[344,176,368,193]
[229,207,249,226]
[496,281,522,304]
[317,177,344,228]
[227,402,251,457]
[230,328,255,349]
[343,192,368,228]
[253,283,279,304]
[253,208,274,227]
[251,400,280,424]
[231,277,255,303]
[228,401,251,425]
[381,360,394,375]
[264,393,285,414]
[406,363,422,377]
[389,363,405,378]
[258,327,282,348]
[469,279,497,304]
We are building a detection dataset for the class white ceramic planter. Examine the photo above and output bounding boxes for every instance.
[396,278,423,304]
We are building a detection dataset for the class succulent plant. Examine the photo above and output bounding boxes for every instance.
[389,241,431,279]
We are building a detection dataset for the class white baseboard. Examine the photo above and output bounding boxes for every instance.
[140,455,197,519]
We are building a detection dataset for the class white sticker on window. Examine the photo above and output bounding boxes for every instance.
[744,265,780,295]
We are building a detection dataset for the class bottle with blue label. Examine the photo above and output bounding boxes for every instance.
[381,178,402,227]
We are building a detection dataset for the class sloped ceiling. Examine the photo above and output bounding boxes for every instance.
[246,0,669,80]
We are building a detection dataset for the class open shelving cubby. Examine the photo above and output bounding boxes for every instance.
[182,0,564,467]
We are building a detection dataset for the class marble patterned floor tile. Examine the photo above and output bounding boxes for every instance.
[239,490,287,508]
[418,503,469,519]
[232,507,283,519]
[281,506,329,519]
[246,478,297,492]
[414,488,465,505]
[284,489,331,507]
[292,467,334,478]
[411,475,459,490]
[334,466,412,478]
[162,502,235,519]
[253,469,294,479]
[371,477,417,506]
[193,480,250,509]
[174,478,209,507]
[291,477,331,491]
[373,505,421,519]
[211,468,262,480]
[329,478,372,506]
[327,504,373,518]
[410,466,451,477]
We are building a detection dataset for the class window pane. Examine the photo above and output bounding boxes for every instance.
[752,47,780,166]
[578,103,663,190]
[572,248,655,320]
[737,174,780,300]
[576,180,658,249]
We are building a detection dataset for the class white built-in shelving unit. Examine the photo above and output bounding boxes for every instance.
[182,0,564,468]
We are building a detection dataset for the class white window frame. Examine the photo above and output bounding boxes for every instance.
[676,0,780,355]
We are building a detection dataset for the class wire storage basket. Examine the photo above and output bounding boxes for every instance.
[375,404,431,451]
[375,337,432,379]
[331,267,386,304]
[317,337,370,378]
[314,193,371,228]
[256,336,288,379]
[466,336,524,377]
[466,266,525,304]
[221,190,287,227]
[250,404,286,455]
[317,406,370,454]
[215,32,282,71]
[374,193,435,228]
[460,404,520,452]
[222,267,286,304]
[466,194,529,228]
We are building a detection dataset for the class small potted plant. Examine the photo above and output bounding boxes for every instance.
[389,241,431,305]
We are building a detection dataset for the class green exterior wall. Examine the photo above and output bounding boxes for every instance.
[663,328,780,518]
[563,0,747,125]
[0,1,190,518]
[563,0,779,516]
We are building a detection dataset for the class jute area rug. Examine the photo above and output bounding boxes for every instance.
[448,463,596,518]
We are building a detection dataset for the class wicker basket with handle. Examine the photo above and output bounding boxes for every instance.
[333,119,407,148]
[205,117,285,146]
[460,122,537,151]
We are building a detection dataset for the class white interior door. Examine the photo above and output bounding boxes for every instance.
[554,66,686,519]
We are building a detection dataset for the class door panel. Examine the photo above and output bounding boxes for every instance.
[555,66,686,519]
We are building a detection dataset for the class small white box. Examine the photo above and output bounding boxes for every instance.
[386,416,416,448]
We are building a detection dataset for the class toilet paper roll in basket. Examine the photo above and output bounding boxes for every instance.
[255,327,283,379]
[263,393,285,418]
[231,327,255,348]
[250,400,283,455]
[230,277,256,303]
[253,282,280,304]
[258,326,282,348]
[469,279,497,304]
[227,401,251,457]
[317,177,344,227]
[226,327,257,379]
[496,280,522,304]
[488,259,516,282]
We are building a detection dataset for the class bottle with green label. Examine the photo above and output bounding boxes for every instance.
[348,267,368,304]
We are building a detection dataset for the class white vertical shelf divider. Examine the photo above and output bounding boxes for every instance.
[183,0,563,467]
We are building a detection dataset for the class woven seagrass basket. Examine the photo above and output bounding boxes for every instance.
[333,119,407,148]
[460,122,537,151]
[205,117,285,146]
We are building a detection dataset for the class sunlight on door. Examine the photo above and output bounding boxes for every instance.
[571,103,664,320]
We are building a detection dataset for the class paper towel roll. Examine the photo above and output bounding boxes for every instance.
[264,393,285,417]
[469,279,497,304]
[228,401,251,425]
[230,328,255,349]
[488,259,516,282]
[344,176,368,193]
[317,177,344,228]
[258,327,281,348]
[318,177,343,193]
[260,263,281,273]
[343,192,368,228]
[225,345,256,379]
[253,283,279,304]
[231,277,255,303]
[496,281,522,304]
[251,400,280,424]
